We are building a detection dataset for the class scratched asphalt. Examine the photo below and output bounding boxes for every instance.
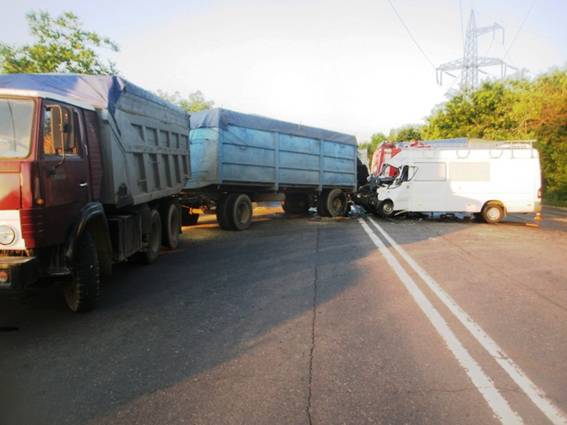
[1,206,566,424]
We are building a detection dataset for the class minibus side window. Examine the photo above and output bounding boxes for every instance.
[414,162,446,181]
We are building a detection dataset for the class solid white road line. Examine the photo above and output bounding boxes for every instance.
[367,216,567,425]
[358,219,523,425]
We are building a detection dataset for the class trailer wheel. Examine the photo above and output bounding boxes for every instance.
[133,209,162,264]
[378,200,395,218]
[63,230,100,313]
[317,190,329,217]
[216,196,235,230]
[227,193,253,230]
[282,194,310,215]
[325,189,348,217]
[482,203,504,224]
[162,203,180,249]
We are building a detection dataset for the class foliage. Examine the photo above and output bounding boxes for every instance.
[359,132,387,158]
[389,125,423,142]
[421,69,567,200]
[0,11,118,75]
[157,90,215,113]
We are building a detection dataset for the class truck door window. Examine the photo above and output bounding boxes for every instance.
[43,104,79,157]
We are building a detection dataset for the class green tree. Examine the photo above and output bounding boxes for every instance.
[359,132,387,158]
[422,70,567,201]
[389,125,422,142]
[157,90,215,113]
[0,11,119,74]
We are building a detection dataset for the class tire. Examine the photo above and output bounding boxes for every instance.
[282,194,310,215]
[482,203,504,224]
[226,193,253,231]
[216,195,235,230]
[162,203,181,249]
[378,200,395,218]
[317,191,330,217]
[325,189,348,217]
[63,230,100,313]
[133,209,162,264]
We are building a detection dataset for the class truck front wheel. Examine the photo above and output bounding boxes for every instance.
[63,230,100,313]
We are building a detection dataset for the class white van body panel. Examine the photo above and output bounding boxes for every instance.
[376,147,541,214]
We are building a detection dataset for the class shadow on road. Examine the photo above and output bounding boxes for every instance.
[0,206,562,425]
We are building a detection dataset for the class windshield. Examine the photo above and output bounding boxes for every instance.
[0,98,34,159]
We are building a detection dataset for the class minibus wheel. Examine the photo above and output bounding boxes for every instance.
[378,200,395,218]
[482,203,504,224]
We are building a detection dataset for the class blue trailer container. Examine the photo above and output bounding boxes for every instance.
[182,108,358,230]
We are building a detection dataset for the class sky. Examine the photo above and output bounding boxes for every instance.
[2,0,566,142]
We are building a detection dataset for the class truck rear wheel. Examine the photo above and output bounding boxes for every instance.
[63,230,100,313]
[324,189,348,217]
[132,209,162,264]
[162,203,180,249]
[227,193,253,230]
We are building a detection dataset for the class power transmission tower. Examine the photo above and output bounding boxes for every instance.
[437,10,517,92]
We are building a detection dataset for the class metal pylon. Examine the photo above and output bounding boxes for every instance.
[437,10,517,92]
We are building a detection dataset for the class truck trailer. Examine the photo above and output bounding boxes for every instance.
[0,74,190,312]
[182,108,358,230]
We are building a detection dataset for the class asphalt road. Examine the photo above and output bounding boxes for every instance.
[1,206,566,425]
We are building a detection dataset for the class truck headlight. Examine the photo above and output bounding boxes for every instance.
[0,225,16,245]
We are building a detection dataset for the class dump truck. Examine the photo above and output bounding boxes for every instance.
[0,74,190,312]
[182,108,358,230]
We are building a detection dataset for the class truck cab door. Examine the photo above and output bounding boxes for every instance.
[38,101,90,246]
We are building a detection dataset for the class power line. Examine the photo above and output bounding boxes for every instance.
[504,0,536,59]
[459,0,465,49]
[386,0,436,69]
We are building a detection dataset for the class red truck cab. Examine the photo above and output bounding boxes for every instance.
[0,91,104,306]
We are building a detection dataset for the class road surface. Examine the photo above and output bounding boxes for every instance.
[1,206,566,424]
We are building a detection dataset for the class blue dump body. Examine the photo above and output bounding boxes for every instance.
[187,108,357,192]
